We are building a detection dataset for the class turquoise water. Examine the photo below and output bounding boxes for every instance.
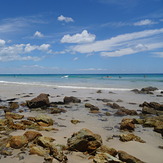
[0,74,163,90]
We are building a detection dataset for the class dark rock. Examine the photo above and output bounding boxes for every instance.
[161,91,163,94]
[63,96,81,104]
[67,128,102,153]
[9,102,19,110]
[140,101,163,111]
[85,103,99,111]
[120,118,135,131]
[27,93,50,108]
[96,98,113,102]
[50,108,66,114]
[142,106,157,114]
[118,150,145,163]
[96,90,102,93]
[115,108,137,116]
[6,98,18,101]
[141,86,158,92]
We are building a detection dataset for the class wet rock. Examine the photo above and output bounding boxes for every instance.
[141,86,158,92]
[85,103,99,111]
[9,135,28,149]
[9,102,19,110]
[71,120,81,124]
[67,128,102,153]
[120,118,135,131]
[118,150,145,163]
[35,114,53,126]
[5,112,24,120]
[27,93,50,108]
[96,90,102,93]
[63,96,81,104]
[24,131,42,142]
[142,106,157,114]
[115,108,137,116]
[119,133,145,143]
[93,153,122,163]
[50,107,66,114]
[140,102,163,111]
[96,145,117,156]
[29,145,50,157]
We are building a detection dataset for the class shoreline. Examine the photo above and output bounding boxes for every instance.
[0,84,163,163]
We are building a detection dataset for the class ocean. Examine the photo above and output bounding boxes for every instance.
[0,74,163,91]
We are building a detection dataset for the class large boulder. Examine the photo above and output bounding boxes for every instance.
[118,150,145,163]
[27,93,50,108]
[63,96,81,104]
[67,128,102,153]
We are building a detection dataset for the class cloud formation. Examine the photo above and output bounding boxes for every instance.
[34,31,44,38]
[57,15,74,23]
[134,19,157,26]
[0,43,51,61]
[0,39,5,46]
[61,30,96,43]
[70,28,163,57]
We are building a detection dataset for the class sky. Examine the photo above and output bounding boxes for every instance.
[0,0,163,74]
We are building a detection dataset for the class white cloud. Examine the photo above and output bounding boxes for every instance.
[79,68,107,71]
[70,28,163,57]
[61,30,96,43]
[57,15,74,23]
[134,19,157,26]
[73,57,78,61]
[34,31,44,38]
[0,43,51,61]
[152,52,163,57]
[0,39,5,46]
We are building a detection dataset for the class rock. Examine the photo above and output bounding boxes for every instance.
[9,102,19,110]
[119,133,145,143]
[118,150,145,163]
[5,112,24,120]
[35,114,53,126]
[141,86,158,92]
[63,96,81,104]
[29,145,50,157]
[27,93,50,108]
[9,135,28,149]
[140,102,163,111]
[96,90,102,93]
[71,120,81,124]
[142,106,156,114]
[93,152,122,163]
[96,145,117,156]
[153,121,163,136]
[0,119,8,126]
[36,136,54,148]
[67,128,102,153]
[21,120,34,126]
[9,122,26,130]
[50,107,66,114]
[115,108,137,116]
[105,112,111,116]
[24,131,42,142]
[97,98,113,102]
[85,103,99,111]
[133,119,145,124]
[90,110,101,114]
[120,118,135,131]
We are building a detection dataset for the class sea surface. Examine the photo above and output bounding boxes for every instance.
[0,74,163,91]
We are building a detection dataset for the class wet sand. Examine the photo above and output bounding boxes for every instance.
[0,83,163,163]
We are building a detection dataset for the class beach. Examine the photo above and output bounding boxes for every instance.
[0,80,163,163]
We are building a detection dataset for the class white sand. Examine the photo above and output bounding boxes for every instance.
[0,83,163,163]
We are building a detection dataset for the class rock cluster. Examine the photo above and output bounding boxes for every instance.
[132,86,158,94]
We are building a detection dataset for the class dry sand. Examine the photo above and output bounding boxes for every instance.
[0,83,163,163]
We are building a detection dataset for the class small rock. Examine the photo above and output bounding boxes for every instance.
[71,120,81,124]
[63,96,81,104]
[5,112,24,120]
[67,128,102,153]
[96,90,102,93]
[9,135,28,149]
[119,133,145,143]
[9,102,19,110]
[35,114,53,126]
[120,118,135,131]
[24,131,42,142]
[96,145,117,156]
[118,150,145,163]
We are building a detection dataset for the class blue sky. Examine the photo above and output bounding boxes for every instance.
[0,0,163,74]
